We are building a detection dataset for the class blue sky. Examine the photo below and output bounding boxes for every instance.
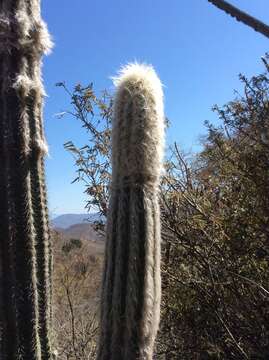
[42,0,269,215]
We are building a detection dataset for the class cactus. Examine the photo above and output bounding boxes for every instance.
[0,0,53,359]
[98,64,165,360]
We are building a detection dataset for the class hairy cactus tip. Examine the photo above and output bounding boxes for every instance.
[112,62,165,184]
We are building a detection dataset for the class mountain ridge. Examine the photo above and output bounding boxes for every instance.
[51,213,103,229]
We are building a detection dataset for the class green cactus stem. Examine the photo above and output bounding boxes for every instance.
[0,0,53,358]
[98,63,165,360]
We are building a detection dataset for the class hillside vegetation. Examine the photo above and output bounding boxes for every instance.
[56,56,269,359]
[53,229,104,359]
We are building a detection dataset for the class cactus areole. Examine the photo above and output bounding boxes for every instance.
[0,1,53,359]
[98,64,165,360]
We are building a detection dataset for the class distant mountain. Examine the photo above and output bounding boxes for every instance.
[51,213,103,229]
[61,223,104,243]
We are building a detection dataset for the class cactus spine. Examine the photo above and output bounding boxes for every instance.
[98,64,165,360]
[0,1,53,359]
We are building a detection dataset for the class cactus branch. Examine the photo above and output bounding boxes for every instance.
[208,0,269,39]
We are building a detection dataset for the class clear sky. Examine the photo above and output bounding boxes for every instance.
[42,0,269,215]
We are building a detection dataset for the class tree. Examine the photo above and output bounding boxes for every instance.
[159,55,269,358]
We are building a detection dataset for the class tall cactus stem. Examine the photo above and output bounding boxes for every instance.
[0,0,53,358]
[98,63,165,360]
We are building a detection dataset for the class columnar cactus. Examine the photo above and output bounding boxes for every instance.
[0,1,53,359]
[98,64,165,360]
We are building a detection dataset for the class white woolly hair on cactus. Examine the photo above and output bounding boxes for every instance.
[97,63,165,360]
[14,0,53,53]
[112,62,165,185]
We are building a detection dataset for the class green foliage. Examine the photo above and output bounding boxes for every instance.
[56,82,112,222]
[159,55,269,359]
[62,238,83,254]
